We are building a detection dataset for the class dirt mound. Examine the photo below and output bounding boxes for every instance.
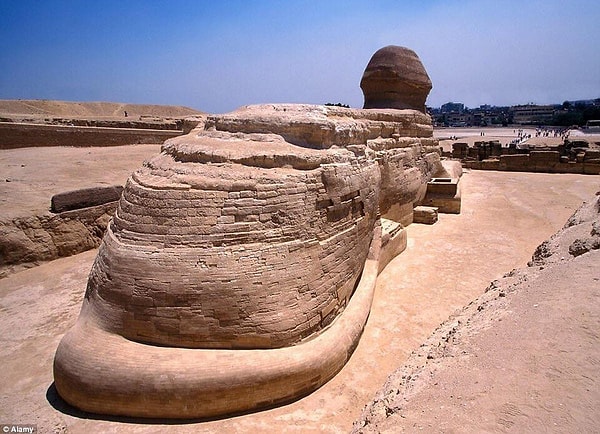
[353,193,600,433]
[0,99,203,119]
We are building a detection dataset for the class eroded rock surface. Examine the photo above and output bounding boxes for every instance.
[0,204,115,278]
[81,104,447,349]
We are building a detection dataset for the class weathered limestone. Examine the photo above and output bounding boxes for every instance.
[361,45,432,113]
[0,100,203,149]
[379,218,407,274]
[0,122,183,149]
[413,206,439,225]
[51,186,123,213]
[0,203,116,278]
[54,47,459,419]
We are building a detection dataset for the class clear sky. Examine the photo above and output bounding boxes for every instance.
[0,0,598,113]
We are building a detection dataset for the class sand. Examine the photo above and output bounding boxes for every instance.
[1,141,598,433]
[353,193,600,433]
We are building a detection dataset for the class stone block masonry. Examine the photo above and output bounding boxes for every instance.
[464,151,600,174]
[421,178,461,214]
[53,102,459,418]
[454,141,600,175]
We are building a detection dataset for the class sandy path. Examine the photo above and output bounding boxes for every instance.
[371,252,600,433]
[354,195,600,433]
[0,170,598,433]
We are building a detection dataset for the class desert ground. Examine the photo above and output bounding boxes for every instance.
[435,127,541,152]
[0,136,598,433]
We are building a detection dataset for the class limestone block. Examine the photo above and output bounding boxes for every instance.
[479,159,502,170]
[426,178,457,196]
[452,142,468,159]
[51,185,123,213]
[500,154,530,171]
[421,178,461,214]
[529,151,560,172]
[583,150,600,161]
[413,206,438,225]
[439,159,464,178]
[379,218,407,273]
[583,162,600,175]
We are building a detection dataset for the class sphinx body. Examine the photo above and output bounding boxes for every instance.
[54,47,455,419]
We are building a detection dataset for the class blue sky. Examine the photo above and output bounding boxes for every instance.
[0,0,598,113]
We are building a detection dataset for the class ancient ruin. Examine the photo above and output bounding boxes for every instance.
[450,139,600,174]
[53,46,461,419]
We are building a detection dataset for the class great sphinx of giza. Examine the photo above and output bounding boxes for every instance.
[54,45,460,418]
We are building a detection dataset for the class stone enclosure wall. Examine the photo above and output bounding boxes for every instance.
[0,122,182,149]
[463,150,600,174]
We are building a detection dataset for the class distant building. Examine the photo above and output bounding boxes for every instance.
[510,104,556,125]
[441,102,465,113]
[586,120,600,130]
[446,112,473,126]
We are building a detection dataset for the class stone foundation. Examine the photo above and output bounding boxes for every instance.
[421,178,461,214]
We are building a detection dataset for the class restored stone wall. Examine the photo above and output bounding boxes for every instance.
[86,133,380,348]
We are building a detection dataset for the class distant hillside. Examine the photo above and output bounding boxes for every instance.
[0,99,204,119]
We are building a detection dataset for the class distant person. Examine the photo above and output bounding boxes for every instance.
[124,111,128,117]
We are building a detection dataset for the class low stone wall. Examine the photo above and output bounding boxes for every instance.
[463,151,600,174]
[0,122,183,149]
